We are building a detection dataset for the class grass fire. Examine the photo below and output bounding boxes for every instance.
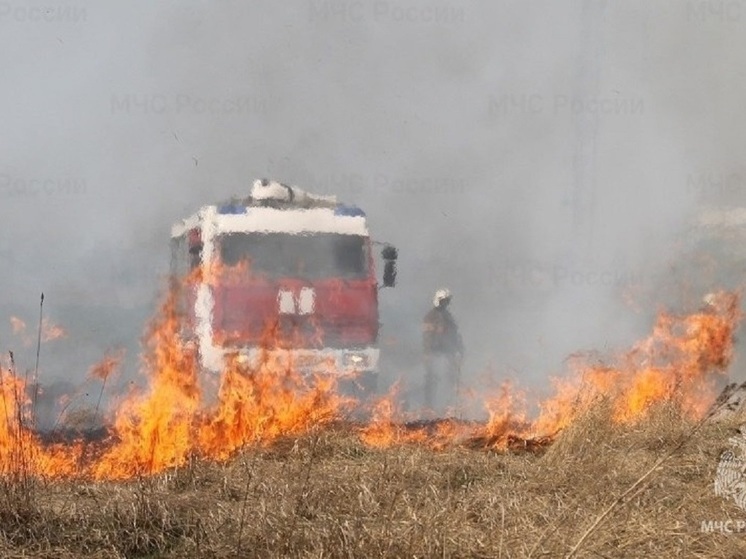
[0,282,744,557]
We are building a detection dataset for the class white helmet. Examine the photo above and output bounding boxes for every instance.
[433,288,452,307]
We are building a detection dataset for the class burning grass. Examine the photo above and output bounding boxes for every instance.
[0,409,744,558]
[0,287,743,556]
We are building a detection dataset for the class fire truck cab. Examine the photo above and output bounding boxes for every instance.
[170,179,397,391]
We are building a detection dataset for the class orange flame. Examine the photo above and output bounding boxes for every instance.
[479,381,532,448]
[89,293,203,479]
[358,383,420,447]
[9,316,66,347]
[0,281,738,481]
[532,291,739,434]
[359,384,474,450]
[9,316,25,336]
[0,365,83,478]
[41,318,66,342]
[88,350,124,382]
[87,288,351,479]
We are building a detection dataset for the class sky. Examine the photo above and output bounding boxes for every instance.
[1,0,745,403]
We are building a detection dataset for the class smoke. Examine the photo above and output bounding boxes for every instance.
[1,0,744,403]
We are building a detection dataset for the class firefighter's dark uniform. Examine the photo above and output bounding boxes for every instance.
[422,305,464,411]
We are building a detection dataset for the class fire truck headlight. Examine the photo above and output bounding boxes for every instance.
[343,353,370,370]
[236,354,250,365]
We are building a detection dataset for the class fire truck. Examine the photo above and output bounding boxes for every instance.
[169,179,397,392]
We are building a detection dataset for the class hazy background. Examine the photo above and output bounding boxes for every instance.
[1,1,745,414]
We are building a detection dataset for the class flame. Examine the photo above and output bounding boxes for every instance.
[41,318,66,342]
[9,316,66,347]
[0,281,738,481]
[358,383,422,447]
[0,367,34,473]
[202,257,267,286]
[362,291,740,451]
[0,366,83,478]
[9,316,31,347]
[531,291,739,435]
[9,316,26,336]
[89,292,203,479]
[479,381,532,448]
[89,288,350,479]
[198,355,347,460]
[88,350,124,382]
[359,384,474,450]
[204,258,248,285]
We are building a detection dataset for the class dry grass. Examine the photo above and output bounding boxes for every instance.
[1,403,746,558]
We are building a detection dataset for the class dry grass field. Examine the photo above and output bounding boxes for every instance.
[0,402,745,559]
[0,290,744,558]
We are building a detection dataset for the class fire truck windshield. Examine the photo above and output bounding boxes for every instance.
[218,232,369,280]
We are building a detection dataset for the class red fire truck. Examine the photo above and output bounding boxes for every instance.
[170,179,397,391]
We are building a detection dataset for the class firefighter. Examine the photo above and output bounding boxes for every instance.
[422,288,464,413]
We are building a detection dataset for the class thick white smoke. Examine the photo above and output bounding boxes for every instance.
[0,1,744,411]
